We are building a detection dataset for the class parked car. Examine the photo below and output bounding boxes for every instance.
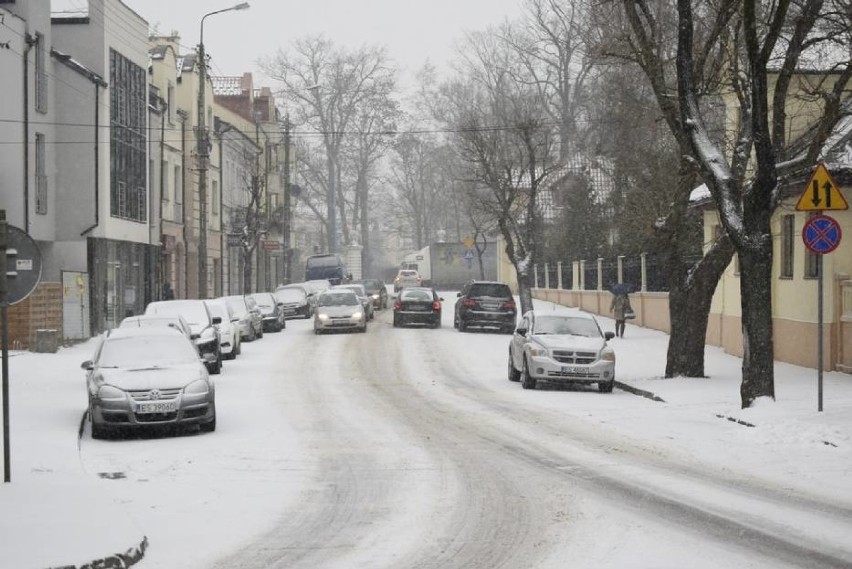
[144,299,222,374]
[222,295,261,342]
[82,327,216,438]
[274,286,312,319]
[204,299,241,360]
[508,310,616,392]
[358,278,388,310]
[393,269,422,293]
[333,284,374,320]
[393,287,442,328]
[454,280,517,334]
[250,292,286,332]
[313,289,367,334]
[119,314,193,341]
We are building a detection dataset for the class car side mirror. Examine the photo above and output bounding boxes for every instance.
[81,360,93,370]
[191,333,200,340]
[516,327,527,336]
[604,331,615,341]
[212,316,222,325]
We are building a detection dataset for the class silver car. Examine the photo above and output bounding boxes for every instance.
[82,327,216,438]
[314,289,367,334]
[508,310,616,392]
[332,284,374,320]
[223,295,263,341]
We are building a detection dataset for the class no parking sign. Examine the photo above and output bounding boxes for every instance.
[802,215,842,255]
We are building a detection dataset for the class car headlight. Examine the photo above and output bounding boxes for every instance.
[317,313,330,321]
[199,327,217,342]
[184,379,210,395]
[98,385,126,400]
[351,311,363,320]
[371,294,379,300]
[528,346,549,357]
[600,349,616,363]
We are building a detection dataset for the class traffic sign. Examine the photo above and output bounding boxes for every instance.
[795,163,849,211]
[3,224,43,305]
[802,215,842,254]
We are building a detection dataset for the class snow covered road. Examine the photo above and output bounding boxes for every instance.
[76,304,852,569]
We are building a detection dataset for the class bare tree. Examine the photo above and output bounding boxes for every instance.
[263,36,397,253]
[617,0,852,406]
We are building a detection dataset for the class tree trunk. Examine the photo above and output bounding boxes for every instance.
[738,237,776,407]
[665,236,734,377]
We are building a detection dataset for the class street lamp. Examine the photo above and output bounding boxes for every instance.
[196,2,249,298]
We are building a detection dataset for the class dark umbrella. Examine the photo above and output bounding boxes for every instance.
[609,282,634,296]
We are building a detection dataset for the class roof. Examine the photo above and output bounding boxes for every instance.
[212,76,243,96]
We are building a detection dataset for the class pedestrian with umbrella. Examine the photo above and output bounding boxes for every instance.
[609,283,634,338]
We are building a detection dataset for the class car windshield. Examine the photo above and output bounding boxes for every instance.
[318,292,359,307]
[534,315,600,337]
[98,335,199,368]
[275,289,305,302]
[339,285,366,296]
[401,289,432,301]
[362,280,381,291]
[399,270,418,277]
[225,298,248,316]
[251,294,275,308]
[119,317,183,332]
[205,302,229,321]
[147,301,209,325]
[469,284,511,298]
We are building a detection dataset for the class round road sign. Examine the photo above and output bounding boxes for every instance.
[3,224,43,305]
[802,215,842,255]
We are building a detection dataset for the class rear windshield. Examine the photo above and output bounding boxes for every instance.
[147,301,209,325]
[469,283,512,298]
[307,255,341,268]
[401,289,432,301]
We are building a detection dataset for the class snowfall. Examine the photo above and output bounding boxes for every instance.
[1,295,851,569]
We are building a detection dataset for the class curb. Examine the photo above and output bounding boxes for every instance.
[615,380,666,402]
[48,536,148,569]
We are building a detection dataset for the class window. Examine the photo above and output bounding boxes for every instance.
[35,133,47,214]
[109,49,147,222]
[780,215,794,278]
[167,83,175,125]
[35,33,48,113]
[161,160,170,202]
[212,180,219,216]
[174,165,183,222]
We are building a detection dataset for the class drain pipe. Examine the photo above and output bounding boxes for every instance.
[23,33,36,232]
[80,79,106,236]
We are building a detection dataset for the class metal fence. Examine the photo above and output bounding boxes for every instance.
[534,253,678,293]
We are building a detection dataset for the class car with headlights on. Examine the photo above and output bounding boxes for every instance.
[274,286,312,319]
[204,298,241,360]
[393,269,422,293]
[393,287,442,328]
[358,278,388,310]
[250,292,286,332]
[82,327,216,438]
[144,299,222,374]
[333,283,374,320]
[508,310,616,392]
[313,289,367,334]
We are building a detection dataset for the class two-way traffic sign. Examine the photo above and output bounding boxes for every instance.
[795,163,849,211]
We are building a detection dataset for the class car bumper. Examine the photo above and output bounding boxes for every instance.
[315,317,363,331]
[218,333,235,355]
[527,355,614,383]
[91,392,215,430]
[460,310,515,328]
[396,309,440,324]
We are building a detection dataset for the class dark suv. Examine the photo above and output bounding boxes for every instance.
[454,280,517,333]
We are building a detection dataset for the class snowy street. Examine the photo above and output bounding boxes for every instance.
[3,297,852,568]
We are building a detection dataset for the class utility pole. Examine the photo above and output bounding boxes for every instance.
[282,114,292,284]
[196,37,209,299]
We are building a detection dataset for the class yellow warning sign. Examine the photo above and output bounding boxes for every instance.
[795,163,849,211]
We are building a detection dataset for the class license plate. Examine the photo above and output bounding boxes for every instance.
[561,366,583,375]
[135,401,178,414]
[481,302,498,310]
[409,305,427,311]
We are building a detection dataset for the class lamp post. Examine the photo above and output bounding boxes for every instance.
[196,2,249,298]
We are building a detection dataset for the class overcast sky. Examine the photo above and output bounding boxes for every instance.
[117,0,523,86]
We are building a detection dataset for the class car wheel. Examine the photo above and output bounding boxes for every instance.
[598,380,614,393]
[225,349,236,361]
[235,337,241,356]
[257,326,264,339]
[459,319,468,332]
[209,353,222,375]
[314,328,322,335]
[199,413,216,433]
[521,358,536,390]
[89,408,107,440]
[508,350,521,382]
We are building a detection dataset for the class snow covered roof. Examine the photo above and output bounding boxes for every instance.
[212,76,243,96]
[50,0,88,18]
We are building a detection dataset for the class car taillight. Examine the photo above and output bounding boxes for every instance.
[432,301,441,311]
[393,301,402,311]
[463,299,477,308]
[502,300,516,310]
